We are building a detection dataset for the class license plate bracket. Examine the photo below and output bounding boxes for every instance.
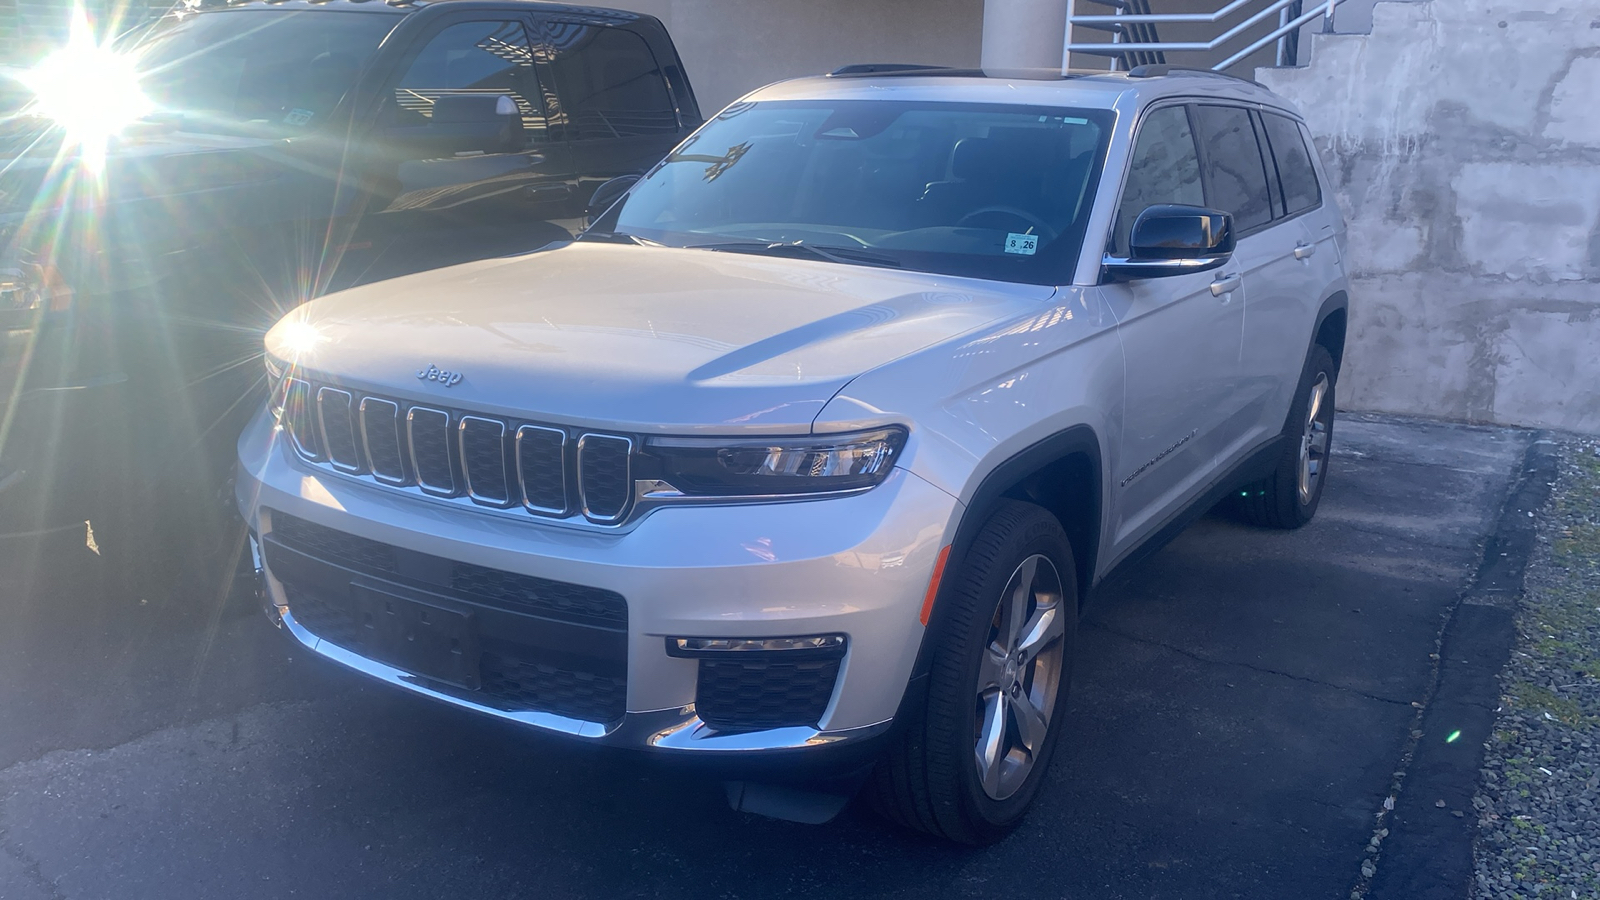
[351,583,480,690]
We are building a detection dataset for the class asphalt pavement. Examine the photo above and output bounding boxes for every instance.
[0,414,1538,899]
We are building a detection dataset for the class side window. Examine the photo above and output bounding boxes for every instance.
[1262,112,1322,216]
[1113,105,1204,256]
[1192,104,1274,232]
[547,26,678,139]
[393,21,550,143]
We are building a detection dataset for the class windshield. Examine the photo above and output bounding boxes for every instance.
[599,100,1114,284]
[120,9,401,137]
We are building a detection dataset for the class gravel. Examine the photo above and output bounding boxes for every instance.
[1474,438,1600,900]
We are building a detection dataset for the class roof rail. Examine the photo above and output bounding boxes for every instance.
[829,64,951,76]
[1127,63,1262,85]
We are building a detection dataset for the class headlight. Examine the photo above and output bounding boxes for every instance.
[0,263,72,313]
[642,427,907,496]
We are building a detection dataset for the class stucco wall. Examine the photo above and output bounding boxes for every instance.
[605,0,984,113]
[1258,0,1600,433]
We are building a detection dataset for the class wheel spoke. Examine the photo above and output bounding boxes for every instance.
[975,692,1007,796]
[1003,556,1039,652]
[977,648,1007,693]
[1009,690,1050,755]
[1309,424,1329,455]
[1306,377,1327,427]
[1015,603,1063,662]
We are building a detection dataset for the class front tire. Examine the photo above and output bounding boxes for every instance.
[1234,344,1337,529]
[870,499,1078,844]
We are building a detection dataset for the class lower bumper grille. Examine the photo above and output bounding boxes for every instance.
[264,510,628,723]
[695,657,843,732]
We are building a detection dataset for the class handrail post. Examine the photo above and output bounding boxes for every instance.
[1061,0,1076,70]
[1276,0,1301,66]
[1322,0,1336,32]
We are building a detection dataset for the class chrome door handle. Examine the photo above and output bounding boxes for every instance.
[1293,242,1316,260]
[1209,273,1242,297]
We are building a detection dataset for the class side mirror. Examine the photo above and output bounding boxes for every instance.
[586,174,640,225]
[386,94,524,158]
[1102,204,1235,281]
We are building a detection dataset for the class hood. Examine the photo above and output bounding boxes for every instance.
[270,242,1057,434]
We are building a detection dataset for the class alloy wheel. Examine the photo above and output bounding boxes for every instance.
[973,553,1067,801]
[1297,373,1332,505]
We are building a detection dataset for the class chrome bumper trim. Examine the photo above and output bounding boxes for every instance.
[268,604,892,752]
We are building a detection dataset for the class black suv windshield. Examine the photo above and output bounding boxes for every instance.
[600,100,1115,285]
[122,9,401,137]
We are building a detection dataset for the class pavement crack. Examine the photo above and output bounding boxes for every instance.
[1083,621,1414,706]
[0,823,68,900]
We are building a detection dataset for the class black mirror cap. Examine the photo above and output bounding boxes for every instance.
[1129,204,1235,259]
[587,174,641,223]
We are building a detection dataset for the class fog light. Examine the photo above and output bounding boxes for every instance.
[667,634,846,658]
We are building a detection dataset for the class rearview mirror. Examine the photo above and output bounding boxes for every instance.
[586,174,640,225]
[385,94,525,158]
[1102,204,1235,281]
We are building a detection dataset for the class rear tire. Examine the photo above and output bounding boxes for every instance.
[1234,344,1337,529]
[870,499,1078,844]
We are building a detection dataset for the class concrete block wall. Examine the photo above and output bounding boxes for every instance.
[1259,0,1600,433]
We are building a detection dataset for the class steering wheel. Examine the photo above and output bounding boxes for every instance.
[957,206,1058,242]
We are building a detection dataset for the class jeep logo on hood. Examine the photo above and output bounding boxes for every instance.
[416,364,463,387]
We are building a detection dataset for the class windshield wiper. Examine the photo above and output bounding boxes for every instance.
[577,231,662,247]
[690,240,902,269]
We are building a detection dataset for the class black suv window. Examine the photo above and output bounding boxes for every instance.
[394,21,550,143]
[1262,113,1322,216]
[548,26,678,138]
[1192,104,1273,232]
[1113,105,1204,256]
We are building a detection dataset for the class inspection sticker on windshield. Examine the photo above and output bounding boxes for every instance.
[283,108,315,126]
[1005,232,1039,256]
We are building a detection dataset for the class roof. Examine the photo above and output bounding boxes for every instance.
[745,65,1293,114]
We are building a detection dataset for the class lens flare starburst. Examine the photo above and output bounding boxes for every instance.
[18,6,152,172]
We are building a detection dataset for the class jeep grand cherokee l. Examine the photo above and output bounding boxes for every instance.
[236,65,1350,843]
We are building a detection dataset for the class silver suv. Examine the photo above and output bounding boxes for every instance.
[238,65,1349,843]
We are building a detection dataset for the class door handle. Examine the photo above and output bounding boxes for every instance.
[1209,273,1242,297]
[1293,241,1316,260]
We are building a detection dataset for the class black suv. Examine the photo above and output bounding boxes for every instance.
[0,0,699,527]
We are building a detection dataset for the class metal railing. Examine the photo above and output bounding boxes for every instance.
[1065,0,1345,72]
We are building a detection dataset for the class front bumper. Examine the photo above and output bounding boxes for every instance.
[236,407,959,756]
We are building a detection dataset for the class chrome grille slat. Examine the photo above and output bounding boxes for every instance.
[459,416,511,506]
[359,398,407,485]
[516,425,568,515]
[577,434,633,524]
[407,406,456,495]
[283,378,323,461]
[317,388,362,473]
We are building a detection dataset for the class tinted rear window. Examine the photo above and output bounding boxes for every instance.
[1192,104,1273,232]
[1262,113,1322,216]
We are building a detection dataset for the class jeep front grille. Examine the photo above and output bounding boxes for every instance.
[281,378,634,525]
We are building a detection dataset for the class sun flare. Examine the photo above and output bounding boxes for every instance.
[19,6,152,172]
